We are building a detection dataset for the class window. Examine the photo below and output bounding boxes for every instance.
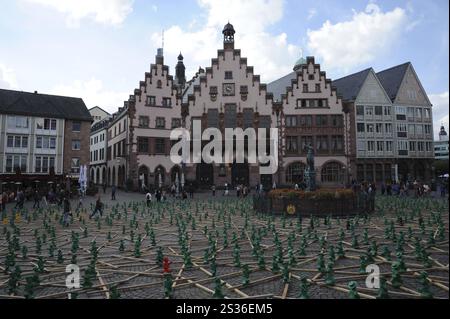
[386,141,393,152]
[357,141,365,151]
[7,136,14,148]
[407,90,417,100]
[240,86,248,94]
[138,137,149,153]
[426,142,432,152]
[156,117,166,129]
[415,108,423,119]
[409,141,416,151]
[356,105,364,116]
[146,96,156,106]
[308,74,314,80]
[303,84,308,93]
[418,142,425,152]
[71,158,80,174]
[357,123,365,133]
[162,98,172,107]
[36,136,56,149]
[72,140,81,150]
[7,116,28,129]
[407,107,415,118]
[301,136,313,151]
[396,106,407,120]
[415,125,423,135]
[385,123,393,134]
[398,141,408,155]
[139,116,149,128]
[316,115,328,126]
[321,162,343,183]
[225,71,233,80]
[424,125,432,134]
[6,135,27,148]
[375,106,383,116]
[375,123,383,134]
[300,115,312,127]
[285,116,297,127]
[331,135,344,151]
[376,141,384,151]
[317,99,328,108]
[367,141,375,152]
[5,155,27,173]
[424,108,431,119]
[171,118,181,129]
[285,162,306,184]
[331,115,343,127]
[155,138,166,154]
[157,80,162,88]
[408,124,415,135]
[365,106,373,116]
[383,106,391,116]
[316,136,328,152]
[72,121,81,132]
[286,136,298,152]
[315,84,321,92]
[366,124,374,133]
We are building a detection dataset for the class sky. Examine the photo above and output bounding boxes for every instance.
[0,0,448,139]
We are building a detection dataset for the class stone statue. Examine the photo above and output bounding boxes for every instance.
[304,144,316,191]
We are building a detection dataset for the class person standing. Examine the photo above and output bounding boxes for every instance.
[33,190,40,209]
[111,185,116,200]
[236,185,241,198]
[211,185,216,197]
[63,196,72,227]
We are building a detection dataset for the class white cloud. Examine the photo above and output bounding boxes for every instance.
[307,8,317,20]
[24,0,134,27]
[49,78,128,113]
[0,63,18,89]
[429,91,449,139]
[152,0,300,83]
[307,3,408,72]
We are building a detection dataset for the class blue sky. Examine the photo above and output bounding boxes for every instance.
[0,0,448,138]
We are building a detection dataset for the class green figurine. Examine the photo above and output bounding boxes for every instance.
[212,278,225,299]
[298,277,309,299]
[390,262,403,289]
[377,277,389,299]
[418,271,433,299]
[242,264,250,287]
[348,281,360,299]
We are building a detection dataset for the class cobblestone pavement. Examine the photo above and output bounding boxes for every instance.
[0,192,448,299]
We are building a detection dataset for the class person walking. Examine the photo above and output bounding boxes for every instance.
[111,185,116,200]
[33,190,40,209]
[146,191,152,207]
[62,196,72,227]
[90,195,103,219]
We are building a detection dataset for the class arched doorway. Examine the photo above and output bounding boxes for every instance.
[196,163,214,187]
[103,167,106,185]
[321,161,345,184]
[154,166,165,188]
[398,161,409,182]
[96,167,100,184]
[231,162,249,186]
[90,168,95,182]
[171,166,181,184]
[138,166,149,190]
[285,162,306,185]
[413,162,425,181]
[112,167,116,186]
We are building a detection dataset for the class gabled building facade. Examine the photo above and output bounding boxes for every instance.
[377,63,434,182]
[333,68,396,183]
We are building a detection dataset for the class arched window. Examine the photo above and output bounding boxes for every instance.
[286,162,306,184]
[157,80,162,88]
[321,162,344,183]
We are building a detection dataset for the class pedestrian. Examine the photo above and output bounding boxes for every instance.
[156,189,161,202]
[189,185,194,199]
[0,192,5,213]
[236,185,241,198]
[62,196,72,227]
[212,185,216,197]
[90,195,103,219]
[146,191,152,207]
[33,190,40,209]
[111,185,116,200]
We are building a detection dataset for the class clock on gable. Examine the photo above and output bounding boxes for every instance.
[222,83,235,96]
